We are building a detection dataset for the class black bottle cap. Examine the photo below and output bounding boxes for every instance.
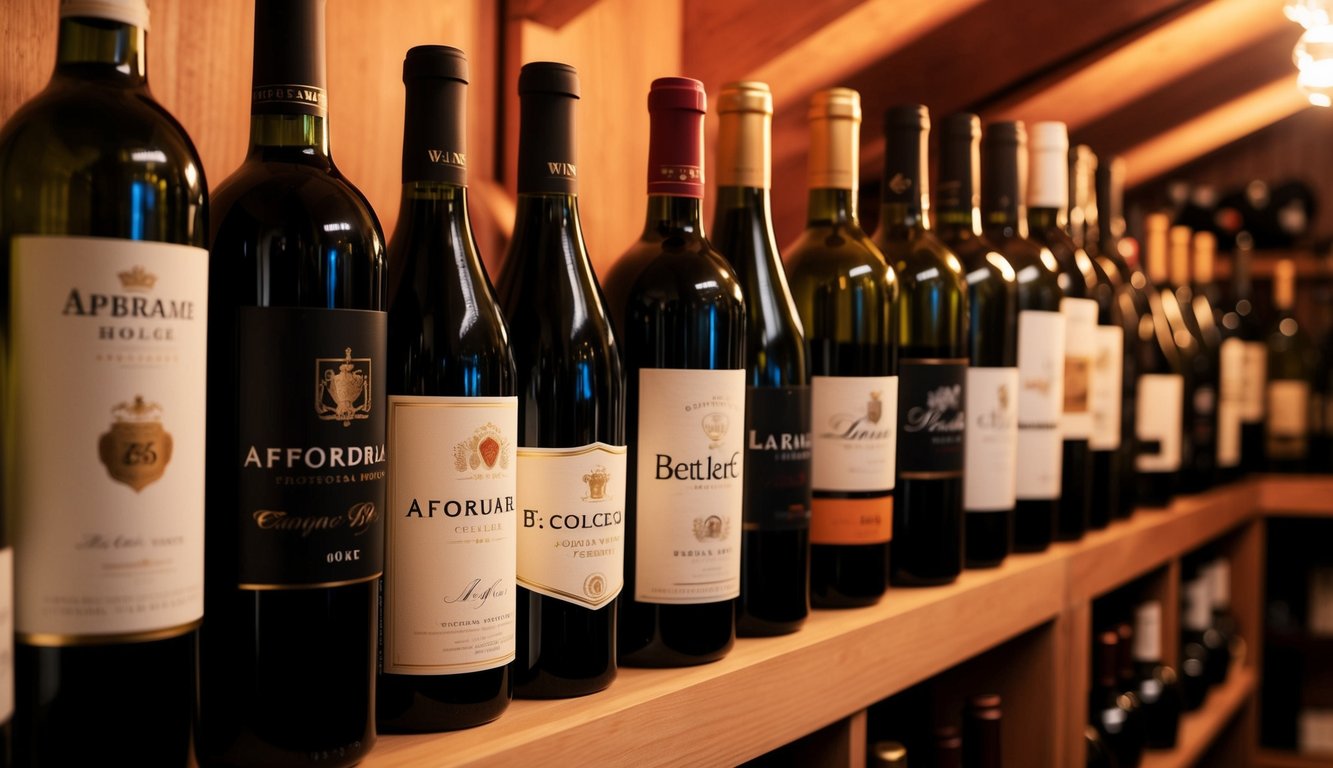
[884,103,930,130]
[519,61,579,98]
[942,112,980,139]
[517,62,580,195]
[984,120,1025,146]
[400,45,468,185]
[404,44,468,83]
[251,0,327,117]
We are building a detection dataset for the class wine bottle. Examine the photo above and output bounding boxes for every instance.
[1200,558,1233,686]
[1131,601,1183,749]
[1207,232,1245,483]
[1265,259,1314,472]
[1026,123,1093,542]
[1159,226,1206,491]
[1228,234,1267,472]
[496,62,624,698]
[0,1,206,763]
[378,46,518,730]
[871,741,908,768]
[1114,622,1148,766]
[1135,215,1186,508]
[873,105,967,586]
[1069,146,1123,531]
[1097,156,1149,519]
[1091,630,1143,768]
[711,82,812,635]
[964,695,1003,768]
[198,0,385,762]
[603,77,744,666]
[936,113,1017,569]
[786,88,897,607]
[1180,567,1219,710]
[981,122,1063,552]
[935,725,964,768]
[1169,226,1220,492]
[1085,726,1114,768]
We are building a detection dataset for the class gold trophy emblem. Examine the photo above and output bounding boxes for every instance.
[98,396,173,492]
[316,347,372,426]
[581,465,610,501]
[700,412,729,449]
[867,390,883,423]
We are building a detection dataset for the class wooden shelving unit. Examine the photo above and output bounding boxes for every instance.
[1257,749,1333,768]
[363,476,1333,768]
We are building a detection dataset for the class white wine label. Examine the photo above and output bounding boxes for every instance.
[1060,298,1098,440]
[11,236,206,642]
[810,375,898,493]
[383,395,517,675]
[1136,374,1184,472]
[964,367,1018,512]
[1016,309,1065,499]
[0,548,11,721]
[1240,341,1267,423]
[1208,558,1232,609]
[1133,601,1163,663]
[1183,576,1211,631]
[1267,379,1310,460]
[635,368,745,604]
[1217,338,1245,468]
[517,443,627,609]
[1090,325,1124,450]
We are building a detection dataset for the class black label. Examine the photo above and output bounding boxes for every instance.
[235,307,387,587]
[743,386,812,531]
[898,359,966,475]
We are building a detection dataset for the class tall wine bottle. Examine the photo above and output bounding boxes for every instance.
[786,88,897,607]
[1114,622,1148,766]
[0,1,206,764]
[872,105,967,586]
[1265,259,1313,472]
[1135,215,1186,508]
[496,62,624,698]
[378,46,517,730]
[936,113,1017,569]
[1161,226,1205,489]
[1026,123,1094,542]
[981,122,1064,552]
[964,695,1003,768]
[1131,601,1183,749]
[1091,630,1143,768]
[198,0,385,762]
[1194,233,1241,482]
[1169,226,1220,492]
[711,82,811,635]
[603,78,744,666]
[1228,234,1267,473]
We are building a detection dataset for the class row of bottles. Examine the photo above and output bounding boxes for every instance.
[867,695,1005,768]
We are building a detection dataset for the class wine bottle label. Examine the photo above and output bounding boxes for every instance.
[1089,326,1124,450]
[1136,373,1184,472]
[634,368,744,604]
[809,375,897,545]
[1240,341,1267,423]
[0,547,10,721]
[1133,601,1162,663]
[383,395,517,675]
[1266,379,1310,459]
[516,443,626,609]
[1217,338,1245,468]
[1209,559,1231,609]
[963,367,1019,512]
[1016,310,1065,499]
[11,236,206,643]
[1183,576,1211,631]
[897,359,966,477]
[234,307,386,588]
[743,386,812,532]
[1060,298,1098,440]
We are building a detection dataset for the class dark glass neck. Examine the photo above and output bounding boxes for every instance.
[54,16,147,83]
[806,188,858,227]
[936,209,982,240]
[881,126,930,232]
[513,191,582,240]
[397,182,478,260]
[248,0,330,158]
[982,148,1027,239]
[937,134,980,238]
[643,194,706,238]
[716,185,773,220]
[1028,206,1066,232]
[248,114,330,157]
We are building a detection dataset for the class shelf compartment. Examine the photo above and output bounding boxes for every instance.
[1141,665,1257,768]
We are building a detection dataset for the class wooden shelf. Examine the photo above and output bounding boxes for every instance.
[1257,475,1333,517]
[1141,666,1257,768]
[1256,748,1333,768]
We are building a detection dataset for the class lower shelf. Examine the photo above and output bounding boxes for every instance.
[1256,749,1333,768]
[1141,666,1257,768]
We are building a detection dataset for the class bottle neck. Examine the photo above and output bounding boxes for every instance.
[643,194,707,239]
[54,15,147,84]
[248,114,330,157]
[1028,205,1066,233]
[935,208,981,239]
[806,188,858,227]
[981,143,1027,239]
[881,126,930,231]
[937,132,981,238]
[247,0,330,158]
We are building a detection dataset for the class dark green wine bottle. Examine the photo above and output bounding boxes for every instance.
[1265,259,1314,471]
[0,2,206,764]
[1136,214,1186,507]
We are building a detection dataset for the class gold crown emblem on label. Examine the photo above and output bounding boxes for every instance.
[581,465,610,501]
[118,265,157,291]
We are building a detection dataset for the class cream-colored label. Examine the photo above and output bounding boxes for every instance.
[635,368,744,604]
[1268,380,1310,438]
[11,236,206,641]
[1016,310,1065,499]
[1136,374,1183,472]
[1240,341,1267,422]
[1060,298,1098,440]
[1090,325,1123,450]
[383,395,517,675]
[964,367,1018,511]
[517,443,626,609]
[810,375,898,493]
[1218,338,1245,467]
[0,548,11,721]
[1133,601,1163,663]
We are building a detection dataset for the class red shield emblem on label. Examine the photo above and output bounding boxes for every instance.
[479,436,500,468]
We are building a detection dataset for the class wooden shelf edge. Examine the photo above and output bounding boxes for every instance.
[1256,748,1333,768]
[1141,665,1258,768]
[1258,475,1333,517]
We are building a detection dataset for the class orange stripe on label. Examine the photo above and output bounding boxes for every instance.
[810,495,893,545]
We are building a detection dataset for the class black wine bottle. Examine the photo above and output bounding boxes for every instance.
[787,89,897,607]
[936,114,1017,569]
[1114,622,1148,766]
[378,46,518,731]
[603,77,744,666]
[1168,225,1220,493]
[711,82,812,636]
[1265,259,1314,472]
[873,105,968,587]
[1196,233,1242,483]
[0,1,206,763]
[1135,215,1186,508]
[496,62,625,698]
[198,0,385,762]
[1026,123,1093,542]
[1200,558,1233,686]
[1228,234,1268,472]
[980,122,1064,552]
[1130,600,1183,749]
[964,695,1003,768]
[1180,567,1216,710]
[1091,630,1143,768]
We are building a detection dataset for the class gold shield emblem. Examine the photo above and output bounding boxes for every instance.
[316,347,372,426]
[97,396,173,492]
[867,390,883,423]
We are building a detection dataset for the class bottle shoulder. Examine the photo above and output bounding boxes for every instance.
[211,160,385,250]
[786,223,894,284]
[611,233,744,310]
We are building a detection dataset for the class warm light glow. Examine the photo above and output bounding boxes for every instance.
[1286,0,1331,28]
[1294,24,1333,106]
